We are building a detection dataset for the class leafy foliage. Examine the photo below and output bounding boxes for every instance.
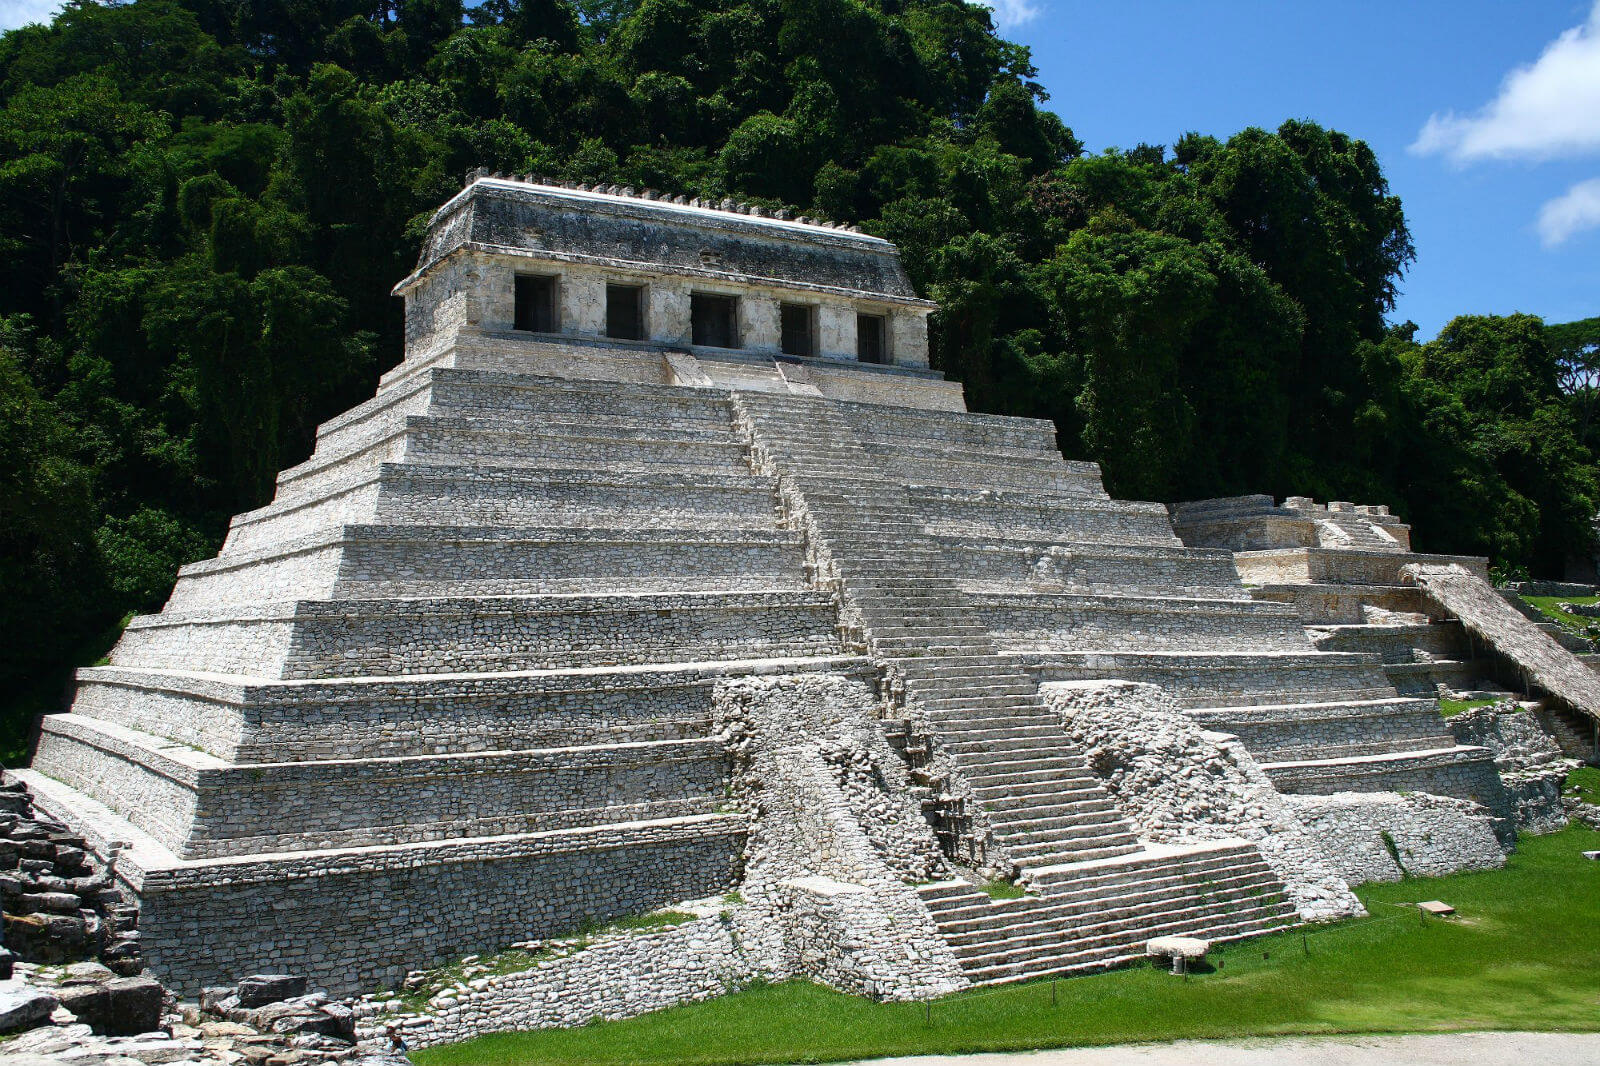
[0,0,1595,752]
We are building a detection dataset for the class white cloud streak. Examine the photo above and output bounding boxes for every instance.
[984,0,1040,32]
[0,0,64,33]
[1538,177,1600,246]
[1411,1,1600,163]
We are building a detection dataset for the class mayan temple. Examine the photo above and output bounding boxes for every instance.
[17,174,1573,1021]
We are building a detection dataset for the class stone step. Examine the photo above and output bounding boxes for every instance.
[1021,650,1394,707]
[974,785,1112,814]
[944,868,1286,953]
[171,524,812,610]
[111,590,844,679]
[957,905,1295,985]
[71,655,867,763]
[224,464,783,554]
[1259,743,1504,801]
[1187,697,1456,762]
[971,591,1314,656]
[31,714,732,860]
[922,843,1265,908]
[835,399,1063,454]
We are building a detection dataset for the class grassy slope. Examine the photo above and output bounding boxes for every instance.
[416,827,1600,1066]
[1519,595,1600,638]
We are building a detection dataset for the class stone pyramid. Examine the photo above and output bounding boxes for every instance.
[14,176,1503,1002]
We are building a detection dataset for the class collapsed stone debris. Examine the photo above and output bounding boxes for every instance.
[5,174,1587,1047]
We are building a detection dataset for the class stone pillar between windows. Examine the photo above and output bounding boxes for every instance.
[817,302,854,361]
[740,294,781,354]
[648,279,691,347]
[561,268,606,337]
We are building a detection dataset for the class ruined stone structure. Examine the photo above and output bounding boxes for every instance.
[11,178,1535,1028]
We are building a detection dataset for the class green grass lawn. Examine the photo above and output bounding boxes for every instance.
[1519,595,1600,639]
[1437,697,1505,718]
[415,825,1600,1066]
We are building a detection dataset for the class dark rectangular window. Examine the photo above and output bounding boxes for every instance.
[780,303,815,357]
[691,293,739,349]
[857,313,887,364]
[514,274,556,333]
[606,284,645,340]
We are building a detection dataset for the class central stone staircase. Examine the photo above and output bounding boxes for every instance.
[733,389,1297,984]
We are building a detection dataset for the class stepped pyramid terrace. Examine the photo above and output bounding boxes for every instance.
[13,173,1564,1029]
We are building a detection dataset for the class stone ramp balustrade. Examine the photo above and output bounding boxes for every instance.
[1405,563,1600,740]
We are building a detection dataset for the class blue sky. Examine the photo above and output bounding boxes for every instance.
[3,0,1596,338]
[994,1,1600,338]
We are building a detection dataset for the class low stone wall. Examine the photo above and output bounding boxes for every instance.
[1039,680,1363,922]
[1285,791,1505,883]
[133,823,745,997]
[1446,704,1575,834]
[388,912,767,1050]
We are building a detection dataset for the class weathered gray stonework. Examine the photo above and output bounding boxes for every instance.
[17,181,1551,1034]
[1284,792,1506,884]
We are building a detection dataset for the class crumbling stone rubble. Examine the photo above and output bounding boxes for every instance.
[1040,679,1363,921]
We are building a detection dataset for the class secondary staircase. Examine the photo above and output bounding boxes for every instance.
[732,389,1296,984]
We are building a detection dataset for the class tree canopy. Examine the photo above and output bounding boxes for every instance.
[0,0,1595,754]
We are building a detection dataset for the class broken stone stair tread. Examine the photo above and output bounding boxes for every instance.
[0,981,58,1032]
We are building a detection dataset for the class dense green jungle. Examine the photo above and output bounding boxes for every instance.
[2,0,1598,758]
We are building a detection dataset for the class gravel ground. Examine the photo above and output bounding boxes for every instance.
[840,1031,1600,1066]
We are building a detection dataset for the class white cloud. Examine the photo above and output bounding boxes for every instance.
[0,0,62,32]
[1412,1,1600,163]
[984,0,1040,32]
[1538,177,1600,246]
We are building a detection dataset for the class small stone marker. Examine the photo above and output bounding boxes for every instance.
[1582,851,1600,861]
[1146,935,1209,974]
[1417,900,1455,916]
